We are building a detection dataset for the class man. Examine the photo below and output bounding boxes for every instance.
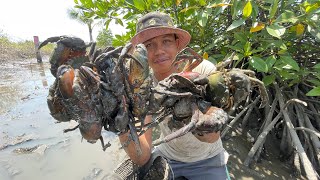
[119,12,230,179]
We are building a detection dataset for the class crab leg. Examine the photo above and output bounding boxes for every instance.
[152,103,199,146]
[153,120,196,146]
[99,136,111,151]
[128,123,142,155]
[248,77,269,108]
[63,124,79,133]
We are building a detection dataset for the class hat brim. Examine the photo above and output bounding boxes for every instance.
[131,26,191,51]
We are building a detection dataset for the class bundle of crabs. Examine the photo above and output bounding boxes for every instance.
[39,36,268,153]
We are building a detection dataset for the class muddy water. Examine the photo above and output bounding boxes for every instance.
[0,57,127,180]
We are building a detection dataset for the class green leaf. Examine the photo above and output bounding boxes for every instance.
[267,24,286,39]
[305,2,320,13]
[313,63,320,69]
[249,56,268,72]
[244,41,252,56]
[243,1,252,18]
[280,56,300,71]
[198,11,208,27]
[180,6,199,12]
[307,25,320,42]
[269,0,280,19]
[226,19,245,31]
[232,0,240,19]
[306,87,320,96]
[86,0,94,8]
[262,75,276,86]
[265,55,276,69]
[199,0,206,6]
[116,18,124,26]
[225,45,243,53]
[251,1,259,19]
[234,33,247,43]
[133,0,146,11]
[275,10,298,23]
[307,79,320,86]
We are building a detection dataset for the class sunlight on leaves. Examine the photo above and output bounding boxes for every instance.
[243,1,252,18]
[176,0,182,6]
[207,3,232,8]
[250,22,265,32]
[226,19,245,31]
[249,56,268,72]
[267,24,286,39]
[306,87,320,96]
[203,52,209,60]
[296,23,305,36]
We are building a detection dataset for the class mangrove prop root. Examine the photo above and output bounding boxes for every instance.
[275,83,318,180]
[221,96,260,138]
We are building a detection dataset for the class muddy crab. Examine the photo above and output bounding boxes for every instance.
[142,47,269,145]
[40,36,151,152]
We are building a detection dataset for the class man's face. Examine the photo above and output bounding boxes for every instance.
[143,34,179,77]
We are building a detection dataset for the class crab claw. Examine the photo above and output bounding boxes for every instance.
[56,65,75,98]
[128,44,149,88]
[171,47,203,73]
[38,36,63,50]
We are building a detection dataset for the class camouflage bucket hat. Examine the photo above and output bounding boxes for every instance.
[131,12,191,51]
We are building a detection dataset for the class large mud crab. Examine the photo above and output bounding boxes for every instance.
[144,48,269,145]
[39,36,151,152]
[40,35,268,152]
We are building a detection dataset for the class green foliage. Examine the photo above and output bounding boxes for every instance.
[96,29,113,47]
[73,0,320,96]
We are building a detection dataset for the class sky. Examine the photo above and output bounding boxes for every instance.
[0,0,126,42]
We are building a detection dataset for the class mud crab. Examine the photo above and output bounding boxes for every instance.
[142,47,269,145]
[41,36,151,152]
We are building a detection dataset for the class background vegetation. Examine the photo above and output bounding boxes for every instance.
[0,30,53,61]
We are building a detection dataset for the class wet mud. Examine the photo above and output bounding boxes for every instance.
[0,57,127,180]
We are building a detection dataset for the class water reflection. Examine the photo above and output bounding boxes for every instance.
[39,62,48,87]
